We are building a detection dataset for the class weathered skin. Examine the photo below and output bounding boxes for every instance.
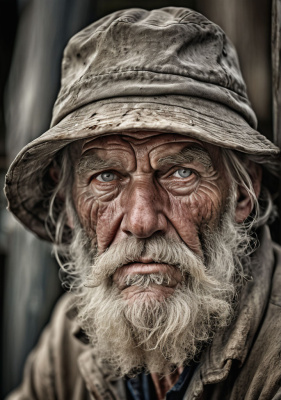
[72,131,238,302]
[70,131,260,397]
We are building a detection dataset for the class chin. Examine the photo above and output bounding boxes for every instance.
[121,284,177,304]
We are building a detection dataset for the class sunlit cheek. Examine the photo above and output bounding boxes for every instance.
[166,196,202,253]
[166,188,222,255]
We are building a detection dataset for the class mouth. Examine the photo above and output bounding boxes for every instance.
[113,260,183,290]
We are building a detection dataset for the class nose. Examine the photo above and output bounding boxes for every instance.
[121,179,168,239]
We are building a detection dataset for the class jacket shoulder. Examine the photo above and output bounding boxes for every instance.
[5,294,89,400]
[271,242,281,307]
[229,242,281,399]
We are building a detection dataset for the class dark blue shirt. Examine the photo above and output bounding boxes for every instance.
[126,365,195,400]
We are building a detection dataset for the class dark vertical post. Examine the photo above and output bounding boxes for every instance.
[272,0,281,149]
[272,0,281,245]
[2,0,96,396]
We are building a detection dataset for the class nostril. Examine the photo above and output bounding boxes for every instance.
[153,229,165,237]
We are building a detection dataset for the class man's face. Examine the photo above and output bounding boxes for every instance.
[72,132,231,303]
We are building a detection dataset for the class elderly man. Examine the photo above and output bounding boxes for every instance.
[5,7,281,400]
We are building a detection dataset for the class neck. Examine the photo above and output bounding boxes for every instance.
[151,367,184,400]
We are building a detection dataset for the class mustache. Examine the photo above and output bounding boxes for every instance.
[86,235,216,289]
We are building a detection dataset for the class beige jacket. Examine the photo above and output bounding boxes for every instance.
[6,226,281,400]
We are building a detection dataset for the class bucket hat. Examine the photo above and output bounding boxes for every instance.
[5,7,280,241]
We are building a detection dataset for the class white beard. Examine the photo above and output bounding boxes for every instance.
[63,197,251,377]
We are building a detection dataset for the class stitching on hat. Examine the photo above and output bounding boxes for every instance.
[117,20,213,28]
[177,17,212,26]
[117,17,138,24]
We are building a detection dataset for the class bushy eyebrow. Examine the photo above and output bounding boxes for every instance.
[157,146,213,170]
[76,154,123,176]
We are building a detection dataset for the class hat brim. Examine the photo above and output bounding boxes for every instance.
[5,96,280,241]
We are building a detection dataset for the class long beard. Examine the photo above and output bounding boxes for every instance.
[63,198,252,377]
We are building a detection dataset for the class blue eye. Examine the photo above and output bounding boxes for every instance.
[96,172,117,182]
[173,168,192,178]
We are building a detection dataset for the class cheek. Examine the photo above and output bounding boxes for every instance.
[74,187,123,252]
[190,184,224,225]
[74,189,99,237]
[167,183,225,253]
[95,201,124,251]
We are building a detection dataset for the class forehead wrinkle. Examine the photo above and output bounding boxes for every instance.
[76,154,123,176]
[157,146,213,170]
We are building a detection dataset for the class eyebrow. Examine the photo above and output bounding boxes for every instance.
[157,146,213,170]
[76,154,123,176]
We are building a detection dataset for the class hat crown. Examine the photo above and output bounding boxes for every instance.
[52,7,252,127]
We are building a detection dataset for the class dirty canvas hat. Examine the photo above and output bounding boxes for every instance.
[5,7,280,241]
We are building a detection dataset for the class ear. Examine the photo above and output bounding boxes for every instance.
[235,162,262,223]
[49,165,60,184]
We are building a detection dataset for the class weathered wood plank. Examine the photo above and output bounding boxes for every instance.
[198,0,272,135]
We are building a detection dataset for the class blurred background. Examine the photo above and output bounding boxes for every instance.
[0,0,279,397]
